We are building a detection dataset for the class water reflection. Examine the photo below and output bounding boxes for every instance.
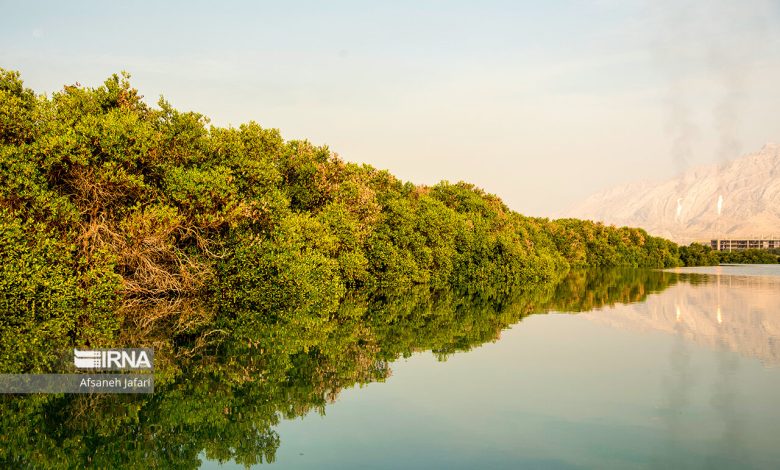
[585,271,780,365]
[578,267,780,468]
[1,268,778,468]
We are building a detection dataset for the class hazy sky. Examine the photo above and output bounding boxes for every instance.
[2,0,779,216]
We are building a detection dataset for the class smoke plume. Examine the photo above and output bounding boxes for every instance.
[651,0,772,225]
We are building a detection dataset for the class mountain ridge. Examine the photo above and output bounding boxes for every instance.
[565,143,780,244]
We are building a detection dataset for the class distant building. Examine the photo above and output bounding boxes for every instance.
[711,238,780,251]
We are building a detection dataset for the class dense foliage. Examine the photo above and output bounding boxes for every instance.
[0,68,688,353]
[678,243,721,267]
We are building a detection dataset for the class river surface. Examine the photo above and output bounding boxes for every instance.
[207,265,780,469]
[3,267,780,469]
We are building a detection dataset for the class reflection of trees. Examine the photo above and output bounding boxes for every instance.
[0,269,681,468]
[547,268,682,313]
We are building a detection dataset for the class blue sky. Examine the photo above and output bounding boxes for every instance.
[2,0,779,215]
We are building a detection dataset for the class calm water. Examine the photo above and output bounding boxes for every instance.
[209,265,780,469]
[3,267,780,469]
[667,263,780,278]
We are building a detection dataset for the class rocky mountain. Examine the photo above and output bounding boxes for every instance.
[565,144,780,244]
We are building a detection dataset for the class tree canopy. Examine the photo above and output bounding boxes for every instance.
[0,68,692,357]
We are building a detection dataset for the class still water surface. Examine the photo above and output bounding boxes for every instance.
[207,265,780,469]
[3,267,779,469]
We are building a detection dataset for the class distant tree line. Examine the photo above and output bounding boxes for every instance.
[678,244,779,266]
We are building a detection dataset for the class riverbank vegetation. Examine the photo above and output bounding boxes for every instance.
[0,68,691,355]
